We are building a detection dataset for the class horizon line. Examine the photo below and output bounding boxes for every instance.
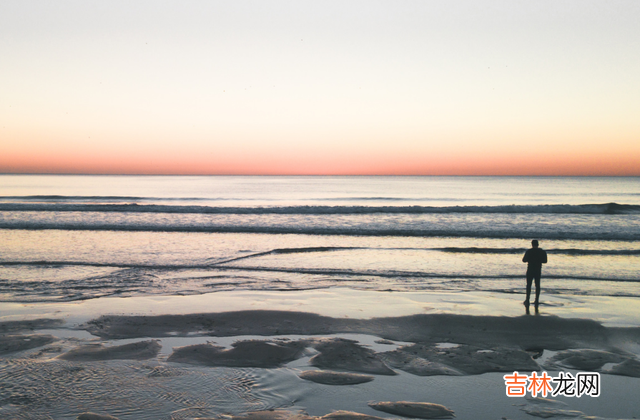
[1,172,639,178]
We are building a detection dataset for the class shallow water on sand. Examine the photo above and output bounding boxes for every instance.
[1,230,639,302]
[0,358,292,420]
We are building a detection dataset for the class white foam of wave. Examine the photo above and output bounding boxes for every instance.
[1,202,639,214]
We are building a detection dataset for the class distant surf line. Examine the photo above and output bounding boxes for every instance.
[1,202,639,214]
[1,222,638,241]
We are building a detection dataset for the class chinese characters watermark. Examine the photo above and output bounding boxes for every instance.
[504,371,600,397]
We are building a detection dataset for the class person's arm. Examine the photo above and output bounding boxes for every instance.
[523,250,529,263]
[542,250,548,264]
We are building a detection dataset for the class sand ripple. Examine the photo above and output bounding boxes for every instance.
[381,343,538,375]
[548,349,625,371]
[58,340,161,361]
[0,359,288,419]
[77,413,121,420]
[168,340,306,368]
[606,358,640,377]
[0,334,57,355]
[369,401,455,419]
[309,338,395,375]
[299,370,374,385]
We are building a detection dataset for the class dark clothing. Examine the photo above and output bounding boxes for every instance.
[526,274,540,292]
[522,241,547,306]
[523,248,547,273]
[523,247,547,305]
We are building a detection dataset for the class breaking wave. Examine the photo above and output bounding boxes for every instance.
[1,221,638,240]
[1,201,639,215]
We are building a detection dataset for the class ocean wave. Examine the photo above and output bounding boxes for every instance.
[0,221,638,241]
[437,247,640,255]
[217,246,640,260]
[1,260,638,283]
[0,195,230,202]
[0,195,461,202]
[0,202,639,214]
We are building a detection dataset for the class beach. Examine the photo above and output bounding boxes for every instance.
[2,289,640,420]
[1,175,639,419]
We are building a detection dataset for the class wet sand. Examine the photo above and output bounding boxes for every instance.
[1,289,639,419]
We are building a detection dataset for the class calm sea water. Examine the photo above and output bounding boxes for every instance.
[1,175,639,302]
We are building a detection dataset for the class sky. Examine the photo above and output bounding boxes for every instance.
[1,0,640,175]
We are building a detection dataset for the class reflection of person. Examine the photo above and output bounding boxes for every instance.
[525,304,540,316]
[523,240,547,306]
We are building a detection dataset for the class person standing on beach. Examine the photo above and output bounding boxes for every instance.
[523,240,547,306]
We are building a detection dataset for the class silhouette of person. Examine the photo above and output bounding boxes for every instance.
[523,239,547,307]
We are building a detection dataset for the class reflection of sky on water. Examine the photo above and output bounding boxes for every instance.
[1,230,638,302]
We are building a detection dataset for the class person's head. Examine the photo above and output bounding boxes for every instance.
[531,240,539,248]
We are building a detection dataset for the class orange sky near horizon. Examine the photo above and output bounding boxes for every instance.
[3,136,638,176]
[2,1,640,176]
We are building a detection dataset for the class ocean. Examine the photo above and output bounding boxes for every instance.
[1,175,639,303]
[2,174,640,420]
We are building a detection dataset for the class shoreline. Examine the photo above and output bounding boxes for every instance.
[2,288,640,327]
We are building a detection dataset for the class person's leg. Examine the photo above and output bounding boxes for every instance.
[525,274,533,305]
[534,276,541,305]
